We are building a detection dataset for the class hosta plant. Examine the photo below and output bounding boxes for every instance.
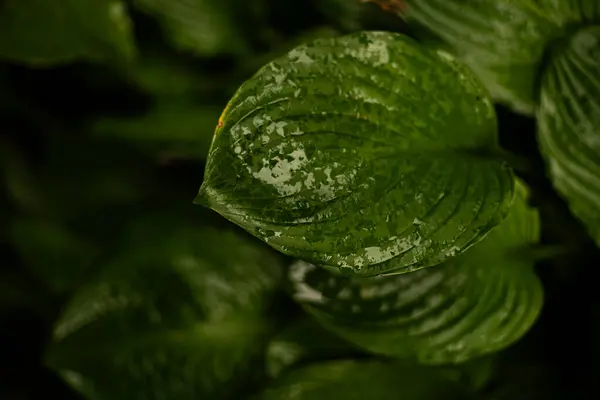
[197,29,545,369]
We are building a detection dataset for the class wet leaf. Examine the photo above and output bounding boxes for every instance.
[0,0,135,65]
[289,181,543,364]
[401,0,576,114]
[197,31,514,276]
[537,26,600,246]
[46,215,284,400]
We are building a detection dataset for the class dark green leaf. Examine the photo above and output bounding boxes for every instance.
[537,26,600,245]
[0,0,135,65]
[402,0,574,114]
[36,138,154,220]
[46,216,284,400]
[266,317,368,378]
[259,359,467,400]
[197,31,514,276]
[289,180,543,364]
[9,218,98,295]
[90,99,222,159]
[133,0,254,57]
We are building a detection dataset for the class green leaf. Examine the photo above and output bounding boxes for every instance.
[0,0,135,65]
[9,218,98,295]
[197,31,514,277]
[266,317,368,378]
[90,98,222,159]
[401,0,574,114]
[133,0,255,57]
[259,359,467,400]
[537,25,600,245]
[289,180,543,364]
[46,215,284,400]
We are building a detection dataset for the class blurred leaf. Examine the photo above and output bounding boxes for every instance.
[0,0,135,65]
[313,0,368,31]
[258,359,467,400]
[289,180,543,364]
[0,137,42,212]
[266,316,368,378]
[197,31,513,276]
[34,138,155,220]
[314,0,406,32]
[128,53,221,96]
[46,215,285,400]
[133,0,258,57]
[9,218,98,295]
[537,26,600,246]
[90,98,221,159]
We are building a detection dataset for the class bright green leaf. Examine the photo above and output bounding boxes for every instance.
[46,216,284,400]
[289,180,543,364]
[197,31,514,277]
[0,0,135,65]
[537,25,600,245]
[401,0,577,114]
[259,359,467,400]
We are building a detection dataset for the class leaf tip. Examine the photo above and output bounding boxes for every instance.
[193,185,211,208]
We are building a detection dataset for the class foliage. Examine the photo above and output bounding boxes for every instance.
[1,0,599,399]
[198,31,514,277]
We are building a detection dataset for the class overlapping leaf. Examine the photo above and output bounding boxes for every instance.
[197,31,514,277]
[289,181,543,364]
[46,215,284,400]
[266,317,367,378]
[537,26,600,245]
[401,0,574,114]
[0,0,135,64]
[259,359,466,399]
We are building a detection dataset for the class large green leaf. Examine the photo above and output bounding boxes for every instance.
[401,0,576,114]
[259,359,467,399]
[0,0,135,65]
[289,180,543,364]
[46,215,284,400]
[197,31,514,277]
[537,25,600,245]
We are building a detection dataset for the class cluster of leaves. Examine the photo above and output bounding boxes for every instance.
[1,1,599,399]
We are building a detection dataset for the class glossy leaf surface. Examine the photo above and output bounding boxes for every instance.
[46,215,283,400]
[402,0,571,114]
[290,181,543,364]
[198,31,514,277]
[259,359,466,399]
[0,0,135,64]
[538,26,600,245]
